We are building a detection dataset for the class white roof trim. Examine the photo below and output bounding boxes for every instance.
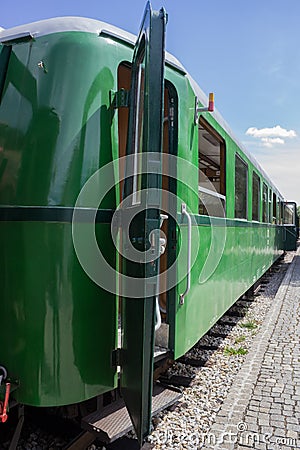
[0,16,185,72]
[0,17,135,43]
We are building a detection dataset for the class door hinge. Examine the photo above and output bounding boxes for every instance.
[110,89,130,109]
[111,348,125,367]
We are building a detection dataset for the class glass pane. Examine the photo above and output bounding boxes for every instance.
[0,45,12,101]
[198,119,226,217]
[284,204,294,224]
[269,189,272,223]
[272,193,277,223]
[262,183,268,222]
[235,155,248,219]
[199,188,225,217]
[252,172,260,221]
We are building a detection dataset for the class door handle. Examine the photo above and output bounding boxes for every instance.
[180,203,192,305]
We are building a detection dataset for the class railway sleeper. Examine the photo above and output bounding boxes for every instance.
[177,356,206,367]
[196,344,219,351]
[219,317,240,326]
[208,331,229,339]
[225,308,247,318]
[157,374,194,388]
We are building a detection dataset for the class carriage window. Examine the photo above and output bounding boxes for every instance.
[120,43,145,205]
[279,199,283,224]
[272,192,277,223]
[284,203,295,225]
[262,183,268,222]
[0,45,12,103]
[269,189,272,224]
[198,118,225,217]
[235,155,248,219]
[252,172,260,221]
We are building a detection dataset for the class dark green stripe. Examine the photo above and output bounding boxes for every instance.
[0,206,113,223]
[179,213,281,228]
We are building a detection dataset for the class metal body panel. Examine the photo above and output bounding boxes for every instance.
[173,221,283,358]
[0,30,130,406]
[284,225,298,251]
[167,72,286,359]
[0,222,117,406]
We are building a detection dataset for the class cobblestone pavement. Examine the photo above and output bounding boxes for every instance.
[204,247,300,450]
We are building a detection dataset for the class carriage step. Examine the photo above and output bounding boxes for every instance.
[153,345,170,362]
[81,384,181,444]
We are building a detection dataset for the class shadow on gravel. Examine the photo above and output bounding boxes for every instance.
[106,436,152,449]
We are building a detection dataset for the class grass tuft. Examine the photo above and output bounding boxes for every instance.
[234,335,246,344]
[239,320,258,330]
[224,346,248,356]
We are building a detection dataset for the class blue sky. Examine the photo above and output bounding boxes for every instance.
[1,0,299,204]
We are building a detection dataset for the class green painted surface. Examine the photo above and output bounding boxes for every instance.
[0,31,134,406]
[173,222,283,358]
[0,222,117,406]
[165,74,285,359]
[284,225,298,251]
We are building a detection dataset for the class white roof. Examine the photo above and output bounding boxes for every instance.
[0,17,133,41]
[0,16,283,199]
[0,16,185,71]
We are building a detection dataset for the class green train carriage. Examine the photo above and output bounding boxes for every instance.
[0,2,297,446]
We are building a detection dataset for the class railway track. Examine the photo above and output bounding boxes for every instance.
[0,253,293,450]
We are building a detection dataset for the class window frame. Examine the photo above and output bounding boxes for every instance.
[252,171,260,222]
[234,153,248,220]
[262,182,268,223]
[272,192,277,224]
[198,117,226,218]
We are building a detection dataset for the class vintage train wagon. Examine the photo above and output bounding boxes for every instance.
[0,3,297,446]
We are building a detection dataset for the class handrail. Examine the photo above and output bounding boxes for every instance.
[179,203,192,305]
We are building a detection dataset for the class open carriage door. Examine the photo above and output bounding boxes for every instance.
[120,2,167,445]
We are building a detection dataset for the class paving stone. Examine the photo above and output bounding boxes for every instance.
[270,414,283,422]
[286,429,299,439]
[286,416,299,424]
[285,423,300,432]
[258,419,270,427]
[258,407,270,414]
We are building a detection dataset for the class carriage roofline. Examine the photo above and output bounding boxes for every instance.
[0,16,284,200]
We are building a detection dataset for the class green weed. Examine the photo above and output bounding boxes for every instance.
[234,335,246,344]
[224,346,248,356]
[239,320,258,330]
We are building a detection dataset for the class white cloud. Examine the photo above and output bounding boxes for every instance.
[246,138,300,204]
[246,125,297,139]
[254,149,300,203]
[261,137,285,147]
[0,27,4,31]
[245,125,297,149]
